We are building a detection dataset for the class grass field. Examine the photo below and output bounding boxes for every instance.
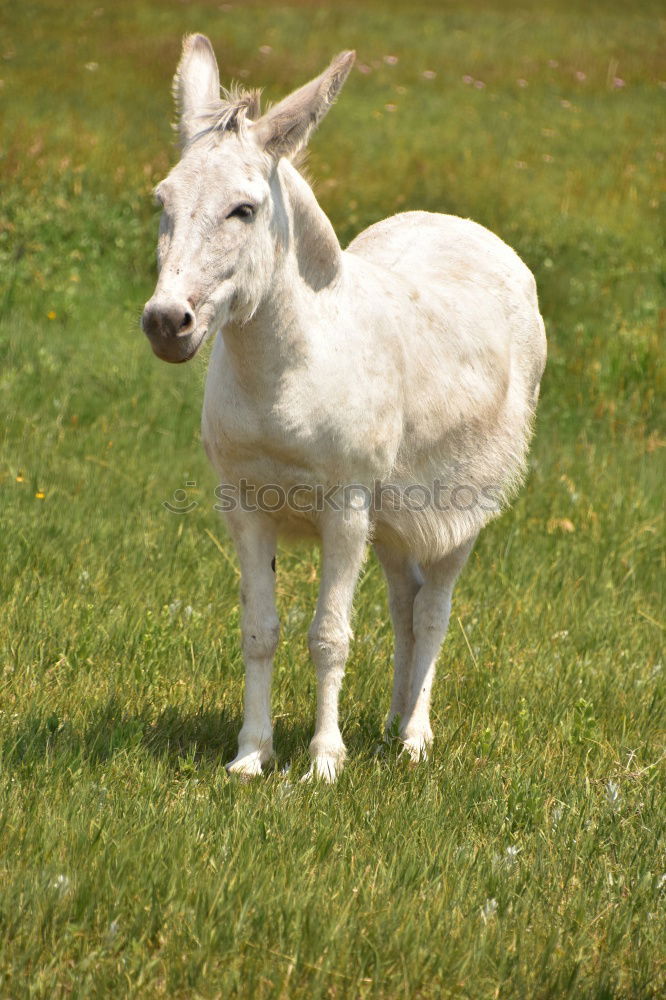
[1,0,664,996]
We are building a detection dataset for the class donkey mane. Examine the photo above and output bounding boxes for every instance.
[183,89,310,172]
[173,83,263,144]
[205,87,263,133]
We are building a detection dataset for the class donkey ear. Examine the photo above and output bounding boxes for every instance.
[173,34,220,146]
[252,50,355,159]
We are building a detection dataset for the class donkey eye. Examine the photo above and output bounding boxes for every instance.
[227,203,255,220]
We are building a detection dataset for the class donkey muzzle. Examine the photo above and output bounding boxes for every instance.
[141,297,199,363]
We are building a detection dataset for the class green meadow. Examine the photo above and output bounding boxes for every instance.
[1,0,664,996]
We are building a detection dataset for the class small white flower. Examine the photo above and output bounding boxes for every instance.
[52,874,71,895]
[605,780,621,807]
[277,781,296,801]
[481,898,498,922]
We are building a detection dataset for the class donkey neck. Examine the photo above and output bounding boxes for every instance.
[277,159,342,293]
[219,159,343,391]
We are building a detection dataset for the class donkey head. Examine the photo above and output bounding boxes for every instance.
[142,34,355,363]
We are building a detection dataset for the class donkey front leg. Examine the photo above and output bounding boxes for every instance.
[225,511,279,777]
[305,508,370,782]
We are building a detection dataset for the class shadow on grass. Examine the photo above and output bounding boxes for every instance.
[0,699,384,772]
[1,699,236,770]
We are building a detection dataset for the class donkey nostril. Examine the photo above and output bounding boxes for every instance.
[142,301,193,340]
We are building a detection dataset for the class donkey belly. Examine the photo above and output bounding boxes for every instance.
[347,211,546,561]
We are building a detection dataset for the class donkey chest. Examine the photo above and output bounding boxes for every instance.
[201,350,399,485]
[203,400,320,480]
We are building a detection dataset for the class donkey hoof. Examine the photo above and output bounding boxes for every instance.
[301,754,344,783]
[226,750,272,779]
[400,733,432,763]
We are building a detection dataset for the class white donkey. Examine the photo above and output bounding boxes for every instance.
[142,35,546,780]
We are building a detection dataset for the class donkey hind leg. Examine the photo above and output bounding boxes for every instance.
[374,542,424,733]
[400,535,477,762]
[225,511,279,778]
